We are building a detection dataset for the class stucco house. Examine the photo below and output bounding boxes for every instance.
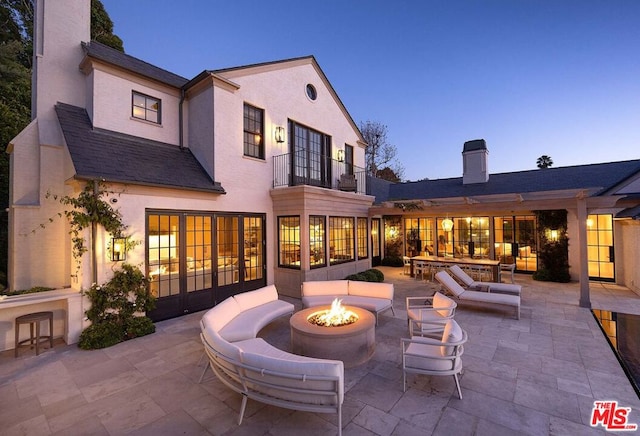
[4,0,373,349]
[4,0,640,353]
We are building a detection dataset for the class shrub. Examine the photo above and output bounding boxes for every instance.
[345,273,367,281]
[369,269,385,282]
[360,269,378,282]
[79,263,156,350]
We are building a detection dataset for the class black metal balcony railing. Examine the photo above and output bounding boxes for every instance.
[273,152,366,194]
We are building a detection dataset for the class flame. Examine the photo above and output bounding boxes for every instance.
[308,298,359,327]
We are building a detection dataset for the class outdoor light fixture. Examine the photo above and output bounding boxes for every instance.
[254,133,262,145]
[275,126,285,143]
[111,237,127,261]
[441,217,454,232]
[337,149,344,162]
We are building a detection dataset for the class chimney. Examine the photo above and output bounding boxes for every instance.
[462,139,489,184]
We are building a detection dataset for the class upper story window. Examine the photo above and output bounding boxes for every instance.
[244,103,264,159]
[132,91,161,124]
[345,144,354,175]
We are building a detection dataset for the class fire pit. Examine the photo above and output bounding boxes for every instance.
[290,299,375,368]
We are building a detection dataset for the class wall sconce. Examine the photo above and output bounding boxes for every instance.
[546,229,559,242]
[441,217,454,232]
[337,149,344,162]
[274,126,285,143]
[111,237,127,261]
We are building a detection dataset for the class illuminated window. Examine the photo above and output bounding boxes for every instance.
[309,216,326,268]
[357,217,368,259]
[244,103,264,159]
[278,216,300,269]
[132,91,161,123]
[329,217,354,265]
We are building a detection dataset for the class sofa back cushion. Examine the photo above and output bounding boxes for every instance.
[440,319,463,356]
[348,281,394,300]
[205,297,242,332]
[302,280,349,297]
[433,291,456,318]
[234,284,278,311]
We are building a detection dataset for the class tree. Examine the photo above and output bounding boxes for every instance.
[0,0,123,285]
[359,120,404,181]
[536,155,553,169]
[375,166,400,183]
[91,0,123,51]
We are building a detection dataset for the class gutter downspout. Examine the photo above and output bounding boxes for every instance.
[179,88,185,149]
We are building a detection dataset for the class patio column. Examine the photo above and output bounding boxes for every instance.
[576,196,591,308]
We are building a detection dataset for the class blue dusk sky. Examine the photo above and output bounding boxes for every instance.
[101,0,640,181]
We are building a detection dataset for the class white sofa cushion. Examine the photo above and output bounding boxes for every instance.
[206,296,242,332]
[234,284,278,311]
[433,292,456,317]
[302,295,340,308]
[220,299,293,342]
[348,281,393,300]
[341,296,391,312]
[302,280,348,297]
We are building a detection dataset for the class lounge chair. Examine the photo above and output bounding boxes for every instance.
[435,271,520,320]
[401,318,467,398]
[448,264,521,296]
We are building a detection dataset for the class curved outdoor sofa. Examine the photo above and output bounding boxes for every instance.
[301,280,395,324]
[199,284,345,435]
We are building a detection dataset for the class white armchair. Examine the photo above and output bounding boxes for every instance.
[406,292,457,336]
[401,319,467,399]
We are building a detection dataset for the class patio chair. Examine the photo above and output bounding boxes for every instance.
[406,292,457,336]
[500,263,516,284]
[403,256,411,275]
[435,270,520,320]
[401,319,467,398]
[448,264,521,296]
[414,260,428,280]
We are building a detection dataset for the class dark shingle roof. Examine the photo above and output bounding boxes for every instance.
[55,103,225,193]
[82,41,188,88]
[372,160,640,203]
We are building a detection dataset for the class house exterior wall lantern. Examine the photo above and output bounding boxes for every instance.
[111,237,127,261]
[337,149,344,162]
[275,126,285,143]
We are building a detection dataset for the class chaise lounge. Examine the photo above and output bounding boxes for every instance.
[448,264,522,296]
[435,271,520,320]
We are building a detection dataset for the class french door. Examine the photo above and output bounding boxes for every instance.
[494,215,537,272]
[371,218,381,266]
[147,211,266,321]
[587,214,615,281]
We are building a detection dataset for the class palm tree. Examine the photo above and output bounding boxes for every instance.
[537,155,553,169]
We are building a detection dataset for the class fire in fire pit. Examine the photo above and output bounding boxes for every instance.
[307,298,359,327]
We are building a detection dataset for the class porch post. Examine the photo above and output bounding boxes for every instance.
[576,196,591,308]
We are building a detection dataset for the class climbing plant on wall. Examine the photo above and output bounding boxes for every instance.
[533,210,571,282]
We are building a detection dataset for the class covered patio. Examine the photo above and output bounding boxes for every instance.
[2,267,639,434]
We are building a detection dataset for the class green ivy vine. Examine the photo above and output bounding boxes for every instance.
[45,180,127,262]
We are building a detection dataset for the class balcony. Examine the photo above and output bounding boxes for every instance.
[273,152,366,194]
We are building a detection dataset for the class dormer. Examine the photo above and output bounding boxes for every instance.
[462,139,489,184]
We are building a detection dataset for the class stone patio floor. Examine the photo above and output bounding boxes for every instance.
[2,266,640,435]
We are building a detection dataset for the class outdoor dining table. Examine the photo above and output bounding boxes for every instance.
[410,255,501,282]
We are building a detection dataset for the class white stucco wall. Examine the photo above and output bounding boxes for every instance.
[89,67,181,145]
[618,220,640,295]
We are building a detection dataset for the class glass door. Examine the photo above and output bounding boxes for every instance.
[587,214,615,281]
[371,218,381,266]
[494,215,537,272]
